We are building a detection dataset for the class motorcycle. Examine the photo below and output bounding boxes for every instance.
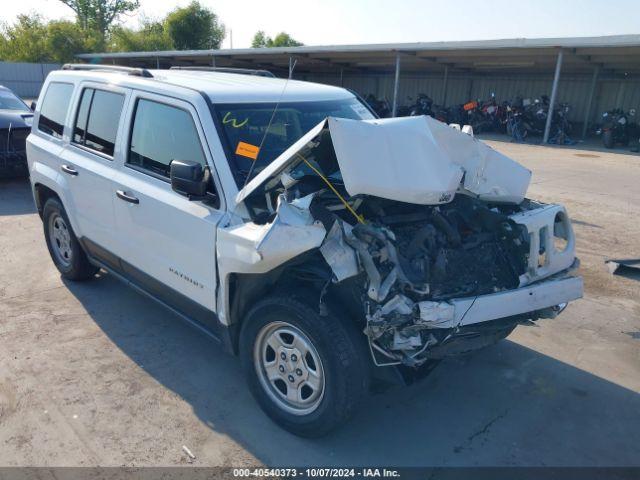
[444,104,466,126]
[431,103,450,123]
[463,95,502,133]
[521,96,549,136]
[480,93,506,132]
[463,99,487,132]
[547,103,574,145]
[597,108,639,148]
[364,94,391,118]
[506,96,573,144]
[409,94,435,117]
[505,101,528,142]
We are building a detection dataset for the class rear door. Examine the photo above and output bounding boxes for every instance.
[28,81,75,204]
[57,83,129,261]
[110,91,224,326]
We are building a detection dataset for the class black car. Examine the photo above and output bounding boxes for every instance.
[0,85,34,177]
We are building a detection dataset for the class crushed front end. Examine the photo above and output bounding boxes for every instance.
[314,193,581,367]
[224,115,583,371]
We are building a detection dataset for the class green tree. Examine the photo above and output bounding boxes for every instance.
[269,32,303,47]
[164,1,225,50]
[45,20,90,63]
[58,0,140,50]
[0,14,48,62]
[110,19,172,52]
[0,14,89,63]
[251,30,269,48]
[251,31,303,48]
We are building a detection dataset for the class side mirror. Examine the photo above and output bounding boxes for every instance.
[30,101,36,111]
[170,159,214,202]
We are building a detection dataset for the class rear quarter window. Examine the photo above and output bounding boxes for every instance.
[38,82,74,139]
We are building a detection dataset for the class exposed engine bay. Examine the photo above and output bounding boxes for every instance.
[221,115,583,368]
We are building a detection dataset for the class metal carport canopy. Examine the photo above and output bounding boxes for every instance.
[77,35,640,76]
[77,35,640,142]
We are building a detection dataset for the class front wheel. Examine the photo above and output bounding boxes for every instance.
[240,295,369,437]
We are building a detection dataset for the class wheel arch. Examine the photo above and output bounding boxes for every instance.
[225,250,365,355]
[33,182,61,218]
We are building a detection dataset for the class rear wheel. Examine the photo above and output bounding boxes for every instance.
[240,295,369,437]
[43,198,98,281]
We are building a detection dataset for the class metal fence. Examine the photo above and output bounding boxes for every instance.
[0,62,61,98]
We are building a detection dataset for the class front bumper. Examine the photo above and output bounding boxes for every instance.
[375,266,583,384]
[0,151,28,176]
[450,268,583,328]
[415,259,582,330]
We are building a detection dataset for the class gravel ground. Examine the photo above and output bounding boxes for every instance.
[0,139,638,467]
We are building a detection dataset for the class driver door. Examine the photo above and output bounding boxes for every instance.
[110,92,225,329]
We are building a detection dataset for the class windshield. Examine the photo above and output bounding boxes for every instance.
[214,98,374,186]
[0,90,30,112]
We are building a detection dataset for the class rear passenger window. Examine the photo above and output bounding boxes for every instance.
[38,82,74,139]
[128,99,206,178]
[73,88,124,157]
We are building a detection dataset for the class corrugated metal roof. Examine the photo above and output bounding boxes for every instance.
[78,35,640,59]
[76,35,640,76]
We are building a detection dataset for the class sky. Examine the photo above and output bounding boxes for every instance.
[2,0,639,50]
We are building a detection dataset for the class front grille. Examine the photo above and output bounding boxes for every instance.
[0,127,29,170]
[0,127,29,154]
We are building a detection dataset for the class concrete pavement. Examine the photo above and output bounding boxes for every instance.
[0,140,638,466]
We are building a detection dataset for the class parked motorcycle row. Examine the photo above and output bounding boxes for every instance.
[364,92,575,145]
[365,91,640,150]
[505,96,574,145]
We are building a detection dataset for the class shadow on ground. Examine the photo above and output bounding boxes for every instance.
[0,178,36,216]
[64,273,640,467]
[608,265,640,282]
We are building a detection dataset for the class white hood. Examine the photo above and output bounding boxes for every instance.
[235,115,531,206]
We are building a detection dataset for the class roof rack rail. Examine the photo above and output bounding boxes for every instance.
[169,66,276,78]
[61,63,154,78]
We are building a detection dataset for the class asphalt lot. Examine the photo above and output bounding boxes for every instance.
[0,139,639,467]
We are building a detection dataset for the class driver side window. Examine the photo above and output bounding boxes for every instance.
[127,98,206,179]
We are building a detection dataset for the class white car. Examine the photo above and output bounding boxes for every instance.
[27,64,583,437]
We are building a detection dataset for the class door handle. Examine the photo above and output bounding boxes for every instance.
[116,190,139,204]
[61,164,78,176]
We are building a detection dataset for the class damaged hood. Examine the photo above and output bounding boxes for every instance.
[236,115,532,206]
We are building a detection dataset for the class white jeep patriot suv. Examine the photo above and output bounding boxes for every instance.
[27,64,582,437]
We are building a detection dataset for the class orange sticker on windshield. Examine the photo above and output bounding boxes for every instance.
[236,141,260,160]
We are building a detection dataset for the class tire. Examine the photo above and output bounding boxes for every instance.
[42,198,98,281]
[603,129,614,149]
[240,294,369,437]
